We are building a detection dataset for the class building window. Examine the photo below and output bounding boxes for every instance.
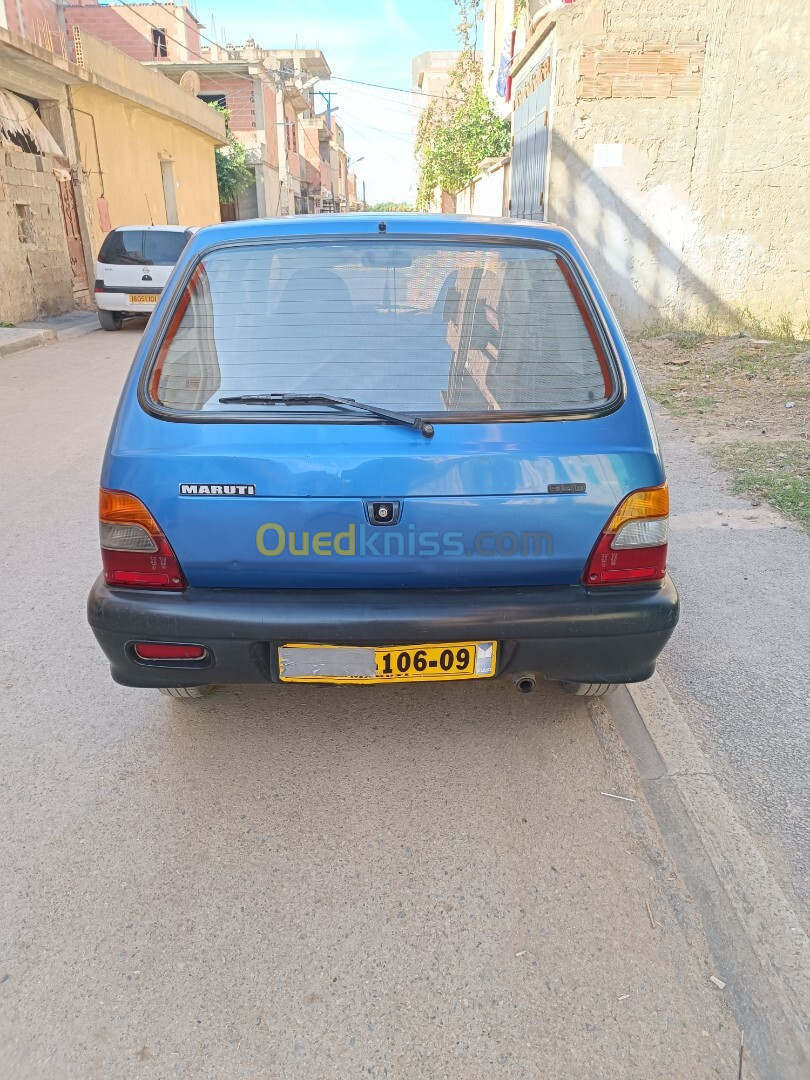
[151,28,168,59]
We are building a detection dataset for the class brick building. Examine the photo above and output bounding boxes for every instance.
[476,0,810,330]
[0,0,63,50]
[300,111,348,213]
[65,0,203,63]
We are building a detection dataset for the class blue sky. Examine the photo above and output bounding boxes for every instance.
[203,0,460,204]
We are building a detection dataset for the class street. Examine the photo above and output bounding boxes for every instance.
[1,328,746,1078]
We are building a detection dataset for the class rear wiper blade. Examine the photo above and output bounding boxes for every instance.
[218,393,435,438]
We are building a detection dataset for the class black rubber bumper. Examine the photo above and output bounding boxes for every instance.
[87,575,679,688]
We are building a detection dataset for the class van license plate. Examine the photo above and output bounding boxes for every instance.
[278,641,496,683]
[129,293,159,304]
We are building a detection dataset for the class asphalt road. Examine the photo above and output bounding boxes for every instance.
[1,327,744,1079]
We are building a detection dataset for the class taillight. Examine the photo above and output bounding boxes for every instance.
[584,483,669,586]
[99,489,186,589]
[94,279,105,293]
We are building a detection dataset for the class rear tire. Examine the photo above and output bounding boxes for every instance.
[98,309,123,331]
[158,686,216,699]
[561,681,618,697]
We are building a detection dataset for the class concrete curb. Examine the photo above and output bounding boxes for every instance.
[607,675,810,1079]
[0,315,99,358]
[0,329,57,357]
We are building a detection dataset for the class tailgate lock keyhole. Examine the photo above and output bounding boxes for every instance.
[367,501,401,526]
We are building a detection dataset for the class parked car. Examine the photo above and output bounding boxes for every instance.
[87,214,678,699]
[94,225,195,331]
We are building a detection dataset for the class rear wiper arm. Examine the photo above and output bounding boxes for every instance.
[218,393,435,438]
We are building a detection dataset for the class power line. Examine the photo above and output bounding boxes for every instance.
[326,83,426,117]
[330,75,463,102]
[101,3,460,108]
[336,116,415,170]
[337,106,414,144]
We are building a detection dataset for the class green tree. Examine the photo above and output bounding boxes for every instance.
[369,202,414,212]
[415,0,510,209]
[209,104,255,205]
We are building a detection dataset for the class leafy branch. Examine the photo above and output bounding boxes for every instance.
[414,0,510,208]
[209,104,255,206]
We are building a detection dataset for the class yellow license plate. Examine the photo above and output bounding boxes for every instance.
[129,293,159,304]
[278,641,497,683]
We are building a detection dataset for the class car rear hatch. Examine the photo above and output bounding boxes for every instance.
[106,228,664,590]
[97,229,190,300]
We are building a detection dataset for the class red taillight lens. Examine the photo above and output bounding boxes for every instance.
[99,489,186,590]
[133,643,206,660]
[584,483,669,586]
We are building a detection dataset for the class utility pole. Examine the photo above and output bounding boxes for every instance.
[264,62,291,216]
[316,90,336,128]
[363,180,367,211]
[276,79,290,215]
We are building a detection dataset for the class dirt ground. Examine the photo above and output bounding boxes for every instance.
[627,332,810,530]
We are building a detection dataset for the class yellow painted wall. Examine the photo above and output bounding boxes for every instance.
[70,82,221,257]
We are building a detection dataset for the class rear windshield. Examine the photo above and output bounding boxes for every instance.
[99,230,190,266]
[149,240,614,416]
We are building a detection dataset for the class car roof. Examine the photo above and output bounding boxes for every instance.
[109,225,192,233]
[182,212,579,255]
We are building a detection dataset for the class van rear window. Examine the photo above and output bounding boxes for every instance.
[148,241,614,416]
[99,230,190,266]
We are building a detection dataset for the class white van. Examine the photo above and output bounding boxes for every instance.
[94,225,195,331]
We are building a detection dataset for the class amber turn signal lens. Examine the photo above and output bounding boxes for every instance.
[606,483,669,532]
[99,488,162,532]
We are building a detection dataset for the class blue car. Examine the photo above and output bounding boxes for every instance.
[87,214,678,699]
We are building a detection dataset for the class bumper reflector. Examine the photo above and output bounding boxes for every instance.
[134,643,207,660]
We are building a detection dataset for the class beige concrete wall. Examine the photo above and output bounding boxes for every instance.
[539,1,712,326]
[683,0,810,327]
[456,161,509,217]
[0,147,74,321]
[70,81,221,253]
[64,30,223,254]
[72,29,224,141]
[526,0,809,330]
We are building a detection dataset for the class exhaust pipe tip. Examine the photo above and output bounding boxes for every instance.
[514,674,537,694]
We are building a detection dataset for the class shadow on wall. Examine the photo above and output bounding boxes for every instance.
[547,137,738,331]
